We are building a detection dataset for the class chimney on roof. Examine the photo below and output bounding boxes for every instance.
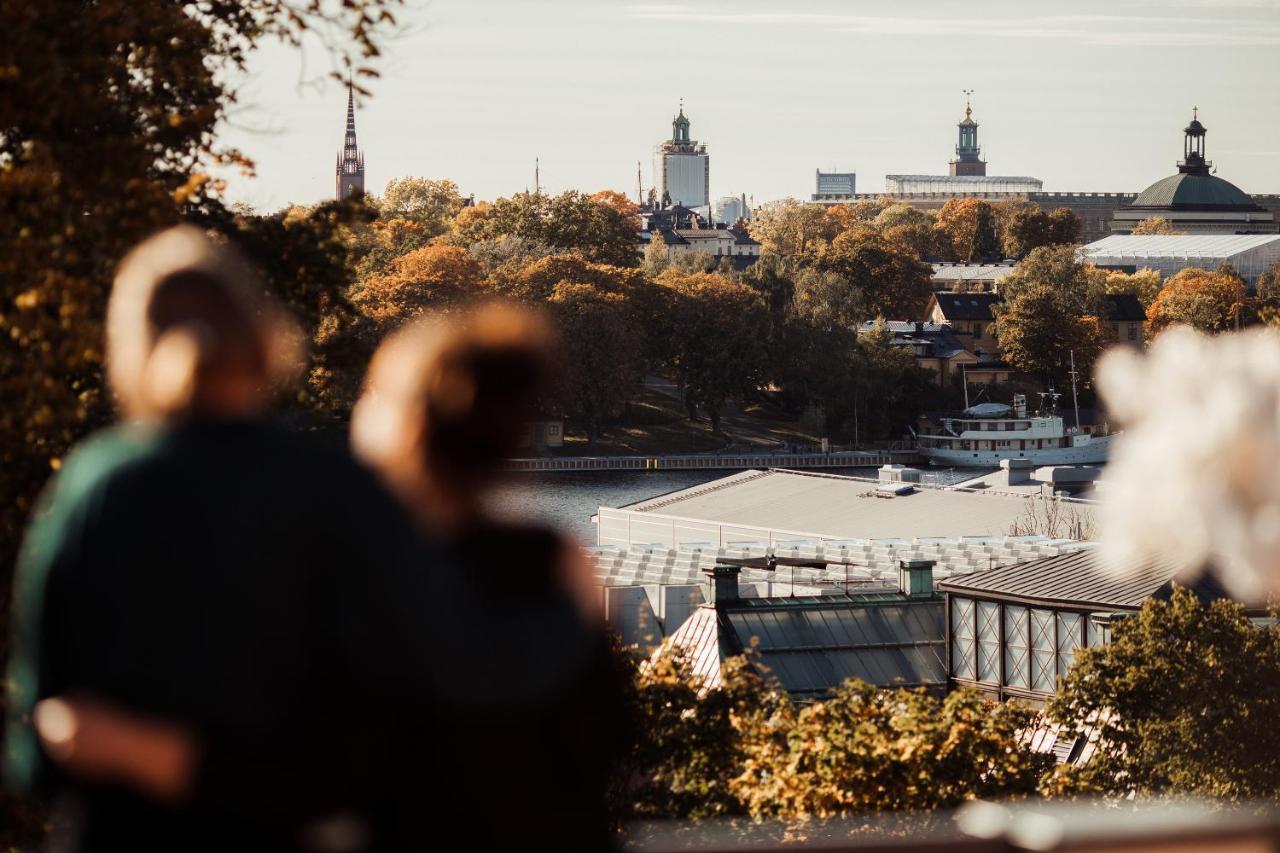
[899,559,935,598]
[705,562,741,606]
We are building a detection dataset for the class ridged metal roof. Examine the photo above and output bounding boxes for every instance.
[939,549,1180,610]
[1130,172,1257,209]
[668,593,946,697]
[1082,233,1280,259]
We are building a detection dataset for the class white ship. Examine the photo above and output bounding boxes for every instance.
[916,393,1113,467]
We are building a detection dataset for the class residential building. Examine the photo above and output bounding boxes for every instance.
[924,292,1147,357]
[1082,233,1280,287]
[858,320,1011,386]
[925,292,1002,355]
[334,82,365,199]
[930,262,1016,292]
[654,102,709,211]
[520,419,564,450]
[1112,111,1276,235]
[812,170,857,203]
[640,222,761,269]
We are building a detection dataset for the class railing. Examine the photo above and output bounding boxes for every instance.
[506,449,922,472]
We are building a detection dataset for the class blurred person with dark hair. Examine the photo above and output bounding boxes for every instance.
[4,226,435,850]
[351,304,629,851]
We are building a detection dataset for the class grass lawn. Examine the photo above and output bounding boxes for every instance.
[549,385,824,457]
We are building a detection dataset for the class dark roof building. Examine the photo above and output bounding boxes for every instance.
[1112,111,1276,235]
[930,291,1004,322]
[667,560,946,699]
[937,549,1236,704]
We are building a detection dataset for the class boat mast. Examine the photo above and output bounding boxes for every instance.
[962,364,969,410]
[1068,350,1081,434]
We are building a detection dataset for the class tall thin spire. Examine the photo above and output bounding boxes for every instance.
[535,157,541,195]
[335,77,365,199]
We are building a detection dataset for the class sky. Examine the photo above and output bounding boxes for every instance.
[217,0,1280,212]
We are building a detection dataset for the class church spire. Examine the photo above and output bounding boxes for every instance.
[335,78,366,199]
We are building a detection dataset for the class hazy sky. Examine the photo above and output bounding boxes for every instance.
[218,0,1280,211]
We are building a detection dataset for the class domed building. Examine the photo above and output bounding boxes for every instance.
[1112,110,1275,235]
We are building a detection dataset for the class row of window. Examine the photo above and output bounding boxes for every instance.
[951,596,1109,693]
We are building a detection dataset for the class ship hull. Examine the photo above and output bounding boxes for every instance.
[919,435,1113,467]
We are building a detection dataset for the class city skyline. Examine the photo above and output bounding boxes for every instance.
[215,0,1280,211]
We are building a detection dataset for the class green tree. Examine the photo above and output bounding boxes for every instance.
[547,284,645,443]
[1047,207,1082,245]
[448,190,640,267]
[1146,267,1246,335]
[1047,587,1280,801]
[998,244,1110,318]
[655,271,768,432]
[379,177,467,237]
[815,231,934,319]
[995,284,1107,387]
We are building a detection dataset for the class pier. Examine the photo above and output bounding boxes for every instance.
[505,449,923,472]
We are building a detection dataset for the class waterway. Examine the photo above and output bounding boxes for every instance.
[489,466,978,544]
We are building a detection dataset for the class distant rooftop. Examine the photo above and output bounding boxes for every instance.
[1082,233,1280,259]
[619,469,1068,541]
[931,263,1017,282]
[940,548,1180,611]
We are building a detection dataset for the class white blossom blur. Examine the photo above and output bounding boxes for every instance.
[1098,326,1280,601]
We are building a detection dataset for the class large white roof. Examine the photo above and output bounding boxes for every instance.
[1082,234,1280,260]
[615,469,1075,541]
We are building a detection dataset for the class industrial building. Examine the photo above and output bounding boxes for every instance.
[1081,233,1280,286]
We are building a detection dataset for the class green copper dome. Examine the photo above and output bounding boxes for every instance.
[1130,172,1256,210]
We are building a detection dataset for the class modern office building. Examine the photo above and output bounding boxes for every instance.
[654,102,710,211]
[1111,111,1277,235]
[334,82,365,199]
[812,170,857,202]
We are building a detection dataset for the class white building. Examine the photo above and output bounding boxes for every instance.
[884,174,1043,195]
[654,104,709,210]
[1080,234,1280,286]
[712,194,751,224]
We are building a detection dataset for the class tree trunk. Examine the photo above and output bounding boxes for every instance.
[686,400,697,422]
[710,408,721,435]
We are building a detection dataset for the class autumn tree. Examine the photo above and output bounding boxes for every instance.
[814,231,934,319]
[448,190,640,267]
[934,197,1000,263]
[379,177,467,237]
[995,284,1107,387]
[1105,268,1164,310]
[617,645,1049,823]
[1047,587,1280,801]
[1255,260,1280,302]
[219,198,380,417]
[732,681,1050,820]
[486,253,643,303]
[1146,267,1247,335]
[749,199,835,259]
[875,203,940,259]
[352,244,484,336]
[997,202,1081,259]
[655,271,768,431]
[1130,216,1179,236]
